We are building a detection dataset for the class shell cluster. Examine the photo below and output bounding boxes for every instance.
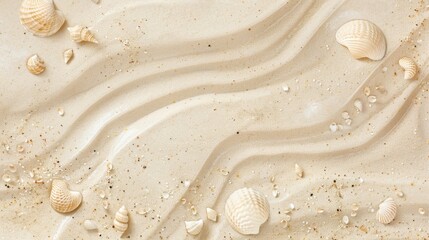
[50,179,82,213]
[376,197,397,224]
[399,57,417,80]
[336,20,386,60]
[68,25,98,43]
[19,0,65,37]
[27,54,45,75]
[184,219,203,236]
[113,205,129,233]
[225,188,270,235]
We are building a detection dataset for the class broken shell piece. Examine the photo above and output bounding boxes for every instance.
[376,198,397,224]
[185,219,203,235]
[336,20,386,60]
[113,205,129,233]
[206,208,217,222]
[83,219,98,231]
[295,164,303,178]
[225,188,270,235]
[27,54,45,75]
[63,49,73,64]
[67,25,98,43]
[354,99,363,112]
[19,0,65,37]
[50,179,82,213]
[399,57,417,80]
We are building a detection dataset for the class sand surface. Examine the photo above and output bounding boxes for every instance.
[0,0,429,239]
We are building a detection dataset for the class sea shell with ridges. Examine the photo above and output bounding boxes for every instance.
[26,54,45,75]
[63,49,73,64]
[184,219,203,235]
[399,57,417,80]
[19,0,65,37]
[67,25,98,43]
[50,179,82,213]
[225,188,270,235]
[376,197,397,224]
[113,205,129,233]
[336,20,386,60]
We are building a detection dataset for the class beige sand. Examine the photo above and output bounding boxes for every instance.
[0,0,428,239]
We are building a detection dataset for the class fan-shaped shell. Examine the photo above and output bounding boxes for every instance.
[26,54,45,75]
[336,20,386,60]
[67,25,98,43]
[376,197,397,224]
[225,188,270,235]
[63,49,73,64]
[50,179,82,213]
[19,0,65,37]
[184,219,203,235]
[113,205,129,233]
[399,57,417,80]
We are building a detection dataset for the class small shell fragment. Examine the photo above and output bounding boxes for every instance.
[67,25,98,43]
[342,215,349,225]
[376,198,397,224]
[113,205,129,233]
[63,49,73,64]
[185,219,203,235]
[295,164,303,178]
[399,57,417,80]
[354,99,363,112]
[368,95,377,103]
[206,208,217,222]
[83,220,98,231]
[27,54,45,75]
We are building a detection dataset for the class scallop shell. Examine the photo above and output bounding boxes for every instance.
[27,54,45,75]
[399,57,417,80]
[19,0,65,37]
[206,208,217,222]
[113,205,129,233]
[336,20,386,60]
[50,179,82,213]
[63,49,73,64]
[295,163,303,178]
[184,219,203,235]
[67,25,98,43]
[225,188,270,235]
[376,197,397,224]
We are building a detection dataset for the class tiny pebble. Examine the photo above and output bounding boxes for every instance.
[83,220,98,231]
[342,215,349,225]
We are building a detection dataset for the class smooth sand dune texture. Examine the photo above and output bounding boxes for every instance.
[0,0,429,239]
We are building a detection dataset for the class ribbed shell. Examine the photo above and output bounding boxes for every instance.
[50,179,82,213]
[67,25,98,43]
[225,188,270,235]
[63,49,73,64]
[26,54,45,75]
[399,57,417,80]
[336,20,386,60]
[113,205,129,233]
[184,219,203,235]
[19,0,65,37]
[376,198,397,224]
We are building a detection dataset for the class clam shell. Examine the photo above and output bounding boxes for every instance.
[295,163,303,178]
[376,197,397,224]
[225,188,270,235]
[399,57,417,80]
[67,25,98,43]
[184,219,203,236]
[63,49,74,64]
[50,179,82,213]
[19,0,65,37]
[26,54,45,75]
[336,20,386,60]
[113,205,129,233]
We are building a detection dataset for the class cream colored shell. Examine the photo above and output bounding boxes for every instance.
[336,20,386,60]
[113,205,129,233]
[27,54,45,75]
[50,179,82,213]
[184,219,203,235]
[206,208,217,222]
[63,49,74,64]
[19,0,65,37]
[376,197,397,224]
[225,188,270,235]
[295,163,303,178]
[399,57,417,80]
[67,25,98,43]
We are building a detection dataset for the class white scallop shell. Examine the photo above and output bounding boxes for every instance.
[376,197,397,224]
[295,163,303,178]
[206,208,217,222]
[19,0,65,37]
[50,179,82,213]
[67,25,98,43]
[63,49,73,64]
[336,20,386,60]
[225,188,270,235]
[184,219,203,235]
[399,57,417,80]
[27,54,45,75]
[113,205,129,233]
